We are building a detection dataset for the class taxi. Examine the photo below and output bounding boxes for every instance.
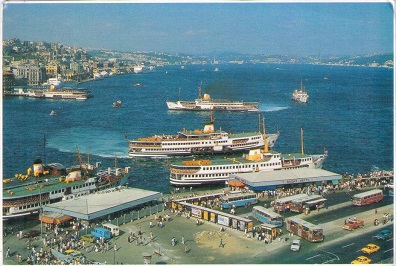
[361,243,380,254]
[351,256,371,264]
[65,249,81,255]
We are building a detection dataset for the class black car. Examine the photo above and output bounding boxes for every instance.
[23,230,40,238]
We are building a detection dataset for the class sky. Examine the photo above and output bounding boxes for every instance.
[2,1,394,56]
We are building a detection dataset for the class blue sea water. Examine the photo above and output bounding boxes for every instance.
[2,64,393,193]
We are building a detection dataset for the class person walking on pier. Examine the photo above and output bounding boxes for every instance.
[219,238,224,248]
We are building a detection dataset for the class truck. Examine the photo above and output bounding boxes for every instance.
[343,218,364,230]
[91,227,111,239]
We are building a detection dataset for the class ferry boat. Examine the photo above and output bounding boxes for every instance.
[166,85,259,112]
[169,129,327,186]
[128,115,279,158]
[292,80,309,103]
[7,85,92,100]
[170,148,327,186]
[2,157,130,219]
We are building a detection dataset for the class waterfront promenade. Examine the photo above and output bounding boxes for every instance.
[2,185,394,265]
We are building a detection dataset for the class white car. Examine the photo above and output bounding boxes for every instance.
[290,240,301,251]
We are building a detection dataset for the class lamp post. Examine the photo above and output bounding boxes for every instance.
[39,187,43,239]
[113,244,116,264]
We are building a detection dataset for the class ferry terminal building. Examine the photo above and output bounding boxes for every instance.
[229,168,342,191]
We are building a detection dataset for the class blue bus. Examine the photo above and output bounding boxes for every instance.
[252,206,283,227]
[220,192,258,209]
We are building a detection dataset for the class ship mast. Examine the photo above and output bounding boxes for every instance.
[198,82,202,99]
[301,128,304,155]
[263,116,268,152]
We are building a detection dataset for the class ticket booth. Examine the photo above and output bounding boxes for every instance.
[260,223,278,238]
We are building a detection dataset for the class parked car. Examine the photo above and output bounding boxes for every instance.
[23,230,40,238]
[343,219,364,230]
[351,256,371,264]
[373,229,392,240]
[361,243,380,254]
[80,234,97,243]
[290,239,301,251]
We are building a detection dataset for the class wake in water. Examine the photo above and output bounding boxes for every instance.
[46,126,129,158]
[259,104,290,112]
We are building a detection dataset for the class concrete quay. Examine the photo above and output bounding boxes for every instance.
[2,188,394,265]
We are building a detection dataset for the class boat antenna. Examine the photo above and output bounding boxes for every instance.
[258,113,261,134]
[210,110,214,123]
[301,128,304,155]
[198,82,202,99]
[178,87,181,100]
[263,117,268,152]
[87,149,90,165]
[114,153,117,168]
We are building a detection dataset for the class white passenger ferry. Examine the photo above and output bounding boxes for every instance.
[166,85,259,112]
[7,85,92,100]
[292,80,309,103]
[169,148,327,186]
[128,115,279,158]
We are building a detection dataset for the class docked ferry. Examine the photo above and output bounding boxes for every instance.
[128,116,279,158]
[292,80,309,103]
[3,158,130,219]
[6,85,92,100]
[169,148,328,186]
[166,85,259,112]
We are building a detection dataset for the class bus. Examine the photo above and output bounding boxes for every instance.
[273,194,308,212]
[352,189,383,206]
[220,192,258,209]
[286,217,324,242]
[102,223,120,236]
[252,206,283,227]
[289,195,327,213]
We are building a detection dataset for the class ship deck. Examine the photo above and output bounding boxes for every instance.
[3,176,89,199]
[171,152,314,168]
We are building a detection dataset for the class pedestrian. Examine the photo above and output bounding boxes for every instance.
[171,237,176,246]
[375,208,378,214]
[181,236,185,244]
[184,244,190,253]
[5,247,10,258]
[219,238,224,248]
[149,221,153,228]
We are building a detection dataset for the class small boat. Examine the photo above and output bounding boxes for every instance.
[50,110,57,116]
[113,100,122,108]
[292,80,309,103]
[133,83,142,87]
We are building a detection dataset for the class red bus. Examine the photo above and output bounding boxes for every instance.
[352,189,383,206]
[286,217,324,242]
[273,194,307,212]
[289,195,327,213]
